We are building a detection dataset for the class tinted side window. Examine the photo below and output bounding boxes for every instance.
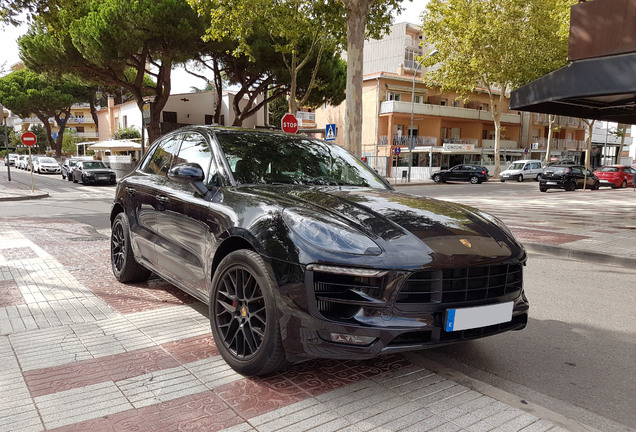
[142,135,183,176]
[173,132,214,184]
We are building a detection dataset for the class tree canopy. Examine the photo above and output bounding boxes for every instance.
[0,68,90,156]
[18,0,206,144]
[421,0,575,175]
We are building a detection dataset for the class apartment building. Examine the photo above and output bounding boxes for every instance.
[21,104,99,143]
[316,22,588,180]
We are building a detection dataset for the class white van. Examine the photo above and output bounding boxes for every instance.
[500,159,544,182]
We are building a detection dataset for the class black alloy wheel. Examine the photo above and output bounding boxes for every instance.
[210,250,288,376]
[566,180,577,191]
[539,186,547,192]
[110,213,151,282]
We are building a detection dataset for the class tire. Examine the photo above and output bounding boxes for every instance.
[593,181,600,190]
[72,174,78,183]
[67,173,73,182]
[535,174,542,181]
[210,250,289,376]
[621,180,627,188]
[62,173,66,180]
[110,213,151,283]
[517,174,523,182]
[566,180,576,191]
[432,174,441,183]
[500,179,505,183]
[469,176,480,184]
[540,186,548,192]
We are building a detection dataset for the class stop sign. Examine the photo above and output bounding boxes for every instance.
[281,113,298,134]
[21,131,37,146]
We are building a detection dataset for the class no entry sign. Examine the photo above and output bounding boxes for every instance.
[21,132,37,146]
[281,113,298,134]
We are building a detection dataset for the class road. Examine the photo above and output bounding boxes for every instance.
[0,164,114,230]
[2,168,635,431]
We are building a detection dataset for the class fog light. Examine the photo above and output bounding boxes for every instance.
[329,333,376,346]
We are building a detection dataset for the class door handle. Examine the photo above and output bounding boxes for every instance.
[125,187,136,195]
[156,195,170,203]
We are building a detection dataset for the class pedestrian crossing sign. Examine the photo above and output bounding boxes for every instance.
[325,124,336,141]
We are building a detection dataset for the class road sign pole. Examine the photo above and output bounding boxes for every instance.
[28,146,34,192]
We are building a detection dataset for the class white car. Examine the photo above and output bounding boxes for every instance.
[33,157,61,174]
[16,155,28,170]
[500,159,544,182]
[4,153,18,166]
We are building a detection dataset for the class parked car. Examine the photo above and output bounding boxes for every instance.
[62,157,91,181]
[546,160,576,167]
[539,165,600,192]
[16,155,28,169]
[25,155,43,171]
[499,159,544,182]
[431,164,490,184]
[33,157,62,174]
[72,160,117,185]
[4,153,18,166]
[593,165,635,188]
[110,126,528,376]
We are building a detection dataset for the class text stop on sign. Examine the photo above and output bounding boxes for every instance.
[281,113,298,134]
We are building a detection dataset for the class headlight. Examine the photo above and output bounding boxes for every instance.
[85,172,94,176]
[283,208,381,256]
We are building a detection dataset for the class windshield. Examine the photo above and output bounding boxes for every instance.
[39,157,56,163]
[507,162,525,170]
[215,131,389,188]
[83,161,107,169]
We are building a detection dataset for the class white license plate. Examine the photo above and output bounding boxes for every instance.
[547,181,557,185]
[98,176,109,180]
[445,302,513,332]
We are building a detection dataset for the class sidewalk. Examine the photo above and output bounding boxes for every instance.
[0,219,600,432]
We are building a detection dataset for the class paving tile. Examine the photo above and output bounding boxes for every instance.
[36,381,133,429]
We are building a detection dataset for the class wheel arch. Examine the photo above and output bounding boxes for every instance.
[210,236,256,282]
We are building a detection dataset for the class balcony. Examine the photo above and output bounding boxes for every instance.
[295,111,316,122]
[65,116,95,125]
[532,113,584,128]
[380,101,521,124]
[74,132,99,138]
[379,135,438,147]
[482,139,519,150]
[530,138,587,151]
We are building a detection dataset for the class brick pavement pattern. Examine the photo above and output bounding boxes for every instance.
[1,219,574,432]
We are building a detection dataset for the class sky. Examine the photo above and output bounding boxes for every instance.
[0,0,426,94]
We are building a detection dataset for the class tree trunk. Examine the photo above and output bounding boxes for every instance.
[343,0,372,157]
[544,114,557,165]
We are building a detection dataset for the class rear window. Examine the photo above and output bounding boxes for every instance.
[545,167,567,175]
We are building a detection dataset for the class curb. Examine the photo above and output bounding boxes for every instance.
[0,191,50,201]
[524,243,636,268]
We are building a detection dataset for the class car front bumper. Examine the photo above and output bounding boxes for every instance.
[274,260,529,362]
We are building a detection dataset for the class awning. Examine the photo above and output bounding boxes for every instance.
[509,52,636,124]
[87,139,141,152]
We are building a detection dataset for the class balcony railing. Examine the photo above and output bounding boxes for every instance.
[530,138,587,151]
[379,135,438,147]
[481,139,519,149]
[532,113,583,128]
[74,132,99,138]
[65,116,95,125]
[295,111,316,122]
[380,101,521,124]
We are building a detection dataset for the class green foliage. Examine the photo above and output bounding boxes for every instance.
[114,127,141,140]
[421,0,574,95]
[268,96,289,129]
[61,128,78,154]
[18,0,207,144]
[30,124,49,154]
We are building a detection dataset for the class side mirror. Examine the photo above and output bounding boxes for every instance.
[168,163,205,183]
[168,163,208,196]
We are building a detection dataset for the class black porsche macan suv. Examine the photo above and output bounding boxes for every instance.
[110,126,529,376]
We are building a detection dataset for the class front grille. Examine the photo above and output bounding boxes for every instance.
[396,264,522,309]
[311,270,386,321]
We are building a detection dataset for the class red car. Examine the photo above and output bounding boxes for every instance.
[593,165,636,188]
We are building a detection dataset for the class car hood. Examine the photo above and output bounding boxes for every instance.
[84,168,114,174]
[238,185,524,268]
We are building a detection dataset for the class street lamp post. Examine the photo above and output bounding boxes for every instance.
[408,49,438,182]
[2,108,11,182]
